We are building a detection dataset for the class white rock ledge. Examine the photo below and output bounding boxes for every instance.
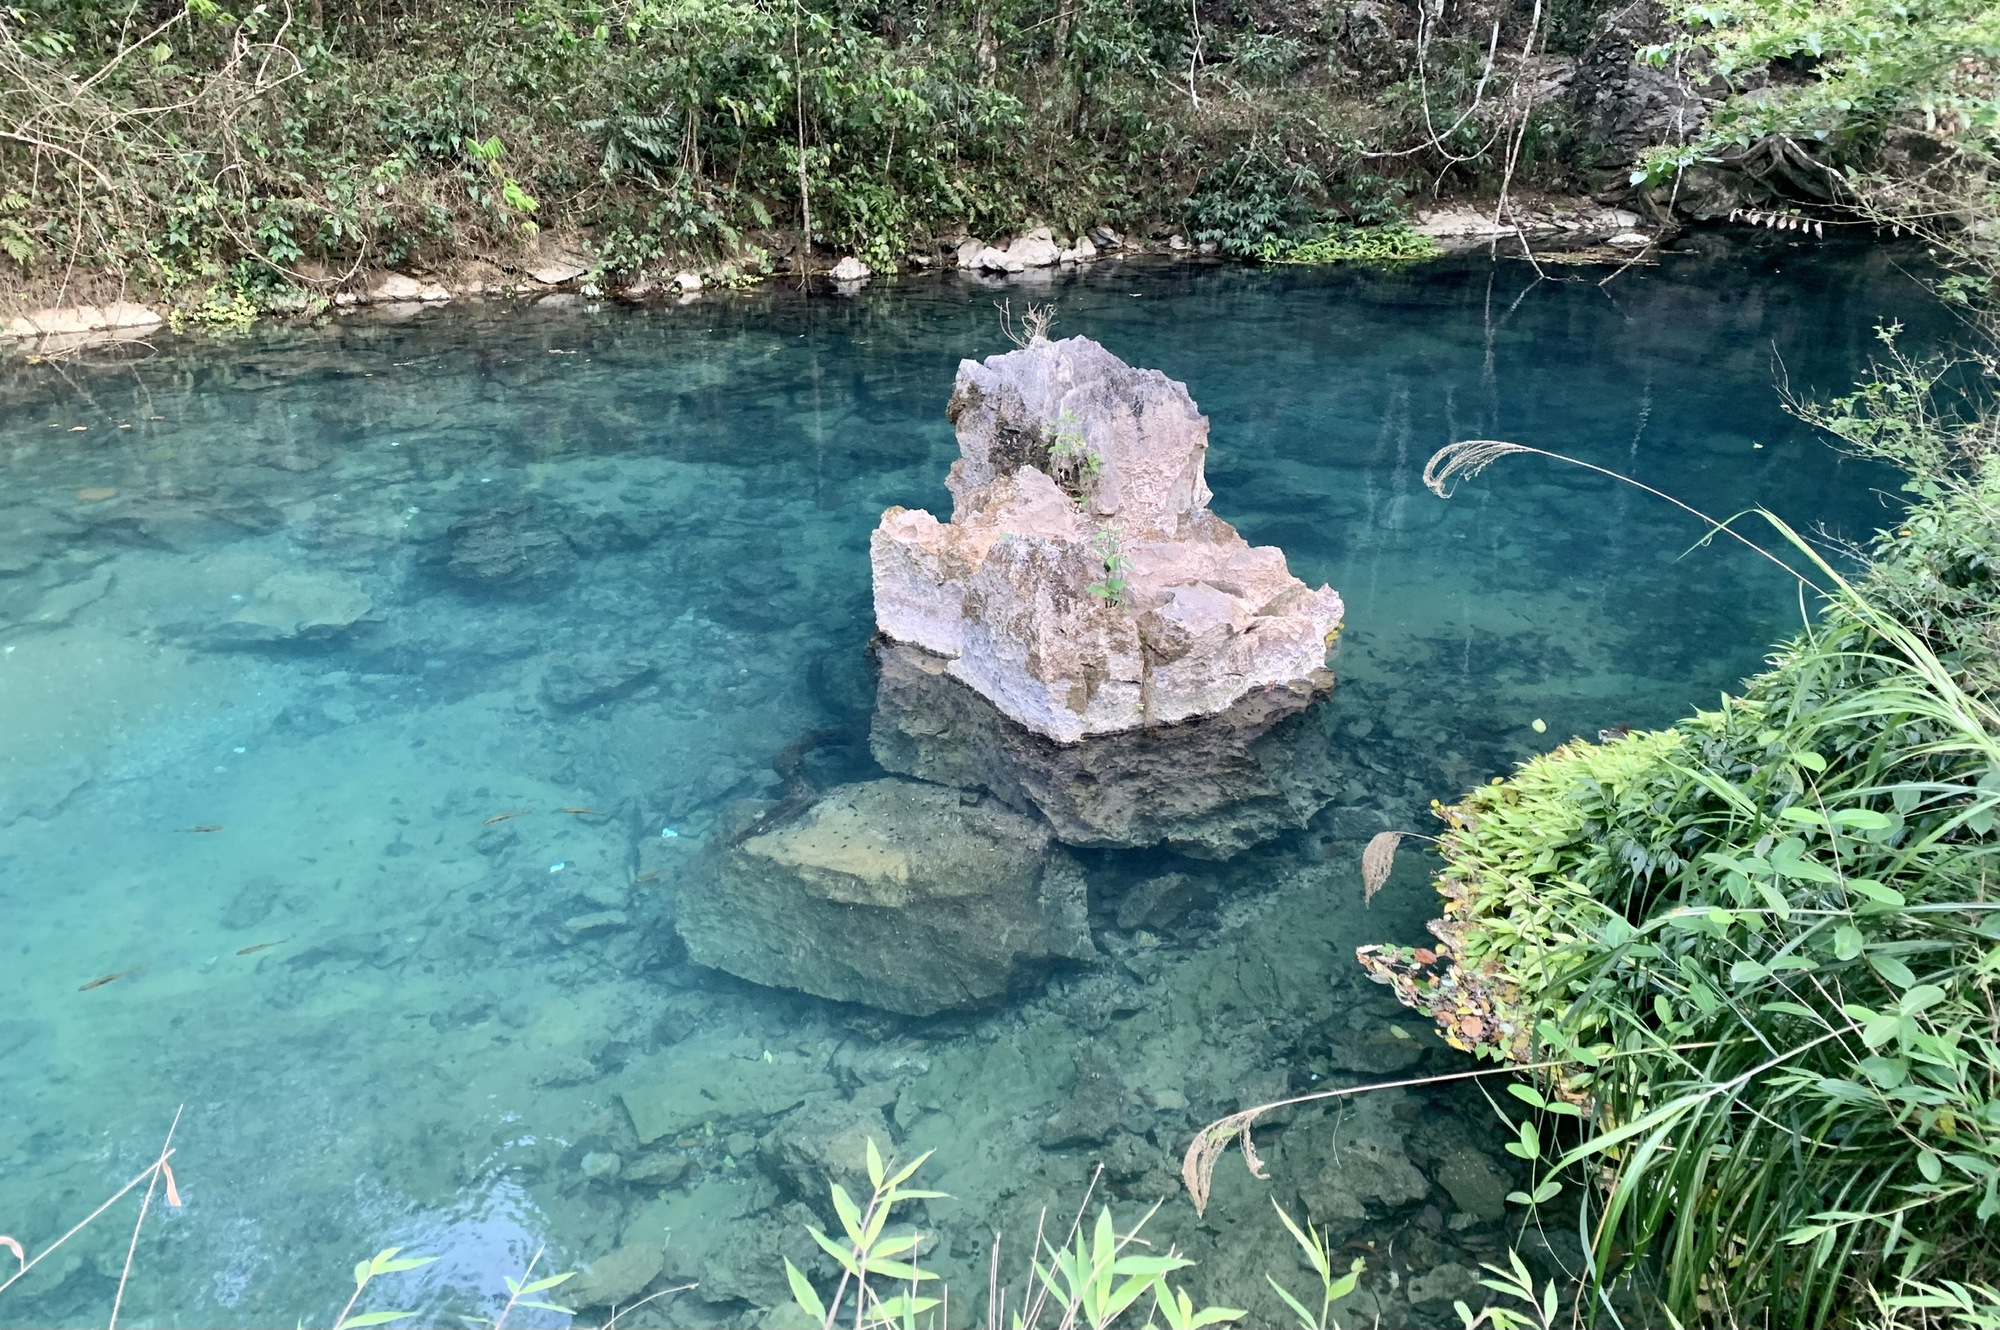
[870,336,1344,743]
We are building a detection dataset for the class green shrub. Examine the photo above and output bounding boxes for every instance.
[1256,221,1440,264]
[1362,342,2000,1323]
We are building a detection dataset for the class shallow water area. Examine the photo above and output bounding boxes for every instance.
[0,239,1945,1328]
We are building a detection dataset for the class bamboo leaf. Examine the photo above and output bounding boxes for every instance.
[785,1257,826,1323]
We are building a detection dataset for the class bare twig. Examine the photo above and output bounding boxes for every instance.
[0,1107,184,1318]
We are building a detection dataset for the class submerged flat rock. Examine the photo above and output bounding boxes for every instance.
[619,1036,835,1145]
[676,778,1095,1015]
[871,335,1343,742]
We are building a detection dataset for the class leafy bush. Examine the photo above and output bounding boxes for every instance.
[1257,222,1440,264]
[1362,341,2000,1322]
[0,0,1604,299]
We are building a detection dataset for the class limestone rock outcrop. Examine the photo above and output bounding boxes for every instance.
[675,778,1094,1015]
[870,640,1340,858]
[871,336,1343,742]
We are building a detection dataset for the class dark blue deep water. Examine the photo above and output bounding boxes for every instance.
[0,240,1945,1328]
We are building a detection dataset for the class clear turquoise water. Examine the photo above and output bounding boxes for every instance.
[0,241,1940,1329]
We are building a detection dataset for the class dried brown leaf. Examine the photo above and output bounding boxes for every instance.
[0,1234,23,1271]
[161,1162,181,1209]
[1361,831,1403,905]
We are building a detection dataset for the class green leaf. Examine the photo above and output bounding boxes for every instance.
[513,1272,573,1295]
[1730,959,1769,984]
[808,1226,859,1275]
[1900,983,1948,1013]
[1918,1151,1943,1183]
[336,1313,418,1329]
[1268,1200,1328,1280]
[1833,924,1864,960]
[1769,838,1839,883]
[1869,953,1917,988]
[1862,1014,1901,1049]
[1263,1276,1316,1330]
[1793,750,1828,772]
[1859,1055,1909,1088]
[873,1295,941,1320]
[1507,1083,1547,1109]
[884,1148,933,1191]
[866,1137,885,1190]
[516,1303,575,1316]
[370,1253,436,1278]
[1849,879,1907,907]
[831,1184,866,1246]
[786,1258,827,1323]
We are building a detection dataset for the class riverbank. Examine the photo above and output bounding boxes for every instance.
[1,191,1669,355]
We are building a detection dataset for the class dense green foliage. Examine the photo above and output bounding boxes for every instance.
[1255,219,1440,263]
[1367,343,2000,1324]
[0,0,1592,301]
[1640,0,1999,178]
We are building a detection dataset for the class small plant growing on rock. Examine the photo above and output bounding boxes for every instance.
[1086,528,1130,607]
[1045,410,1104,501]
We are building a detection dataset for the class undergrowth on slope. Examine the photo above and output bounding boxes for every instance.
[1353,333,2000,1325]
[0,0,1602,303]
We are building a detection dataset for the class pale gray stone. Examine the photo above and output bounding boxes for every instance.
[563,909,629,935]
[365,272,426,302]
[1436,1147,1514,1220]
[213,570,372,644]
[870,641,1340,857]
[676,778,1095,1015]
[531,253,590,285]
[1006,226,1062,268]
[566,1240,663,1310]
[869,336,1343,741]
[619,1037,835,1144]
[1407,1262,1482,1308]
[975,245,1023,273]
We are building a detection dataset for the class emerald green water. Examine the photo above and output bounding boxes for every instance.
[0,241,1938,1328]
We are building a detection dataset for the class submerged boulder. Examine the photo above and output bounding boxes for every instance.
[871,336,1343,743]
[676,778,1094,1015]
[870,639,1339,858]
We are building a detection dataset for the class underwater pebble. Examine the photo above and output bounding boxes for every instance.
[724,1131,757,1159]
[563,910,628,936]
[659,826,679,838]
[579,1150,622,1181]
[578,882,628,911]
[620,1154,691,1188]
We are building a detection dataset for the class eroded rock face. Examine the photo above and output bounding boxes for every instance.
[870,640,1340,858]
[675,778,1094,1015]
[871,336,1343,742]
